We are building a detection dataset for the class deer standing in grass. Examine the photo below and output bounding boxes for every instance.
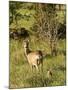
[23,40,43,72]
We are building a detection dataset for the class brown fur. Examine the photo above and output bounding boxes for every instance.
[23,40,43,71]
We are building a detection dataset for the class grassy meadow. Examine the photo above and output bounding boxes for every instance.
[9,2,66,88]
[9,38,66,88]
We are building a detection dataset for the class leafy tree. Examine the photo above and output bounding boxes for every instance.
[32,4,65,56]
[9,1,23,27]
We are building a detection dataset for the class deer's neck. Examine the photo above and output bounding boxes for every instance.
[24,47,31,56]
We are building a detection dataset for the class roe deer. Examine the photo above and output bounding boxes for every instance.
[23,40,43,71]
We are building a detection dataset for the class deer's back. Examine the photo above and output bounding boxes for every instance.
[27,51,43,65]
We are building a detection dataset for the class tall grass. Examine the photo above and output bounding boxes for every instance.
[9,38,66,88]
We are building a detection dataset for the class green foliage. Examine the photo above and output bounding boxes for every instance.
[9,1,66,88]
[9,38,66,88]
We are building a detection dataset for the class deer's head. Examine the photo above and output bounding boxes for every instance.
[23,39,29,48]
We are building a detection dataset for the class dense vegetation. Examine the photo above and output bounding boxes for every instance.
[9,1,66,88]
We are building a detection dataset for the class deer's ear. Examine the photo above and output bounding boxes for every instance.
[23,39,29,43]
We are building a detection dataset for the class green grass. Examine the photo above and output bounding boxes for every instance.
[9,38,66,88]
[9,3,66,88]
